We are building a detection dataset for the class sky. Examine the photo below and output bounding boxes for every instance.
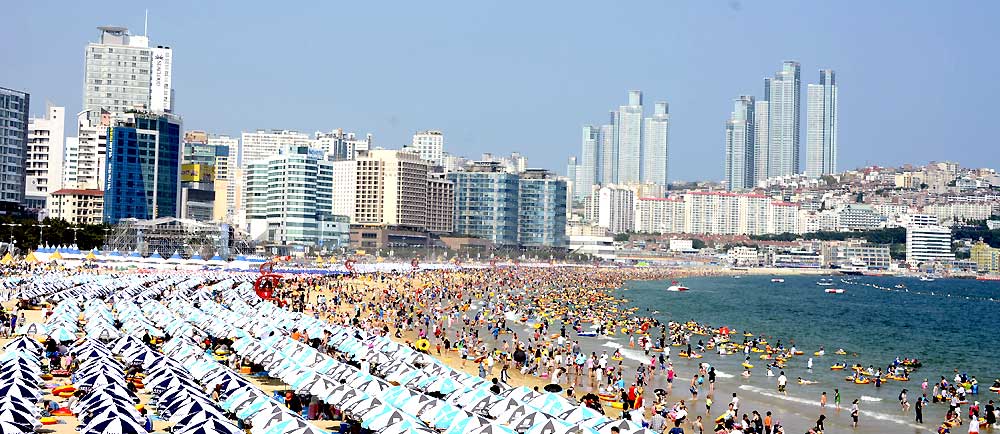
[3,1,998,181]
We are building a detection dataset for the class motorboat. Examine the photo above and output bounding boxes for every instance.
[824,288,846,294]
[771,278,785,283]
[817,279,834,286]
[666,280,689,292]
[919,276,935,282]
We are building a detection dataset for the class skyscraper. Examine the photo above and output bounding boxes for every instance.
[617,90,643,184]
[0,87,29,210]
[752,100,770,187]
[83,26,172,116]
[448,162,520,246]
[518,170,568,248]
[806,69,838,178]
[577,125,600,199]
[103,112,182,223]
[725,96,755,191]
[767,61,801,178]
[642,102,670,187]
[599,121,617,185]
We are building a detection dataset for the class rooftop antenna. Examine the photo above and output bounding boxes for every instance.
[144,9,148,36]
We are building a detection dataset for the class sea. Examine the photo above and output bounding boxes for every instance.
[616,274,1000,427]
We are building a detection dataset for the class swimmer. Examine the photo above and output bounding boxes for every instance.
[798,377,817,385]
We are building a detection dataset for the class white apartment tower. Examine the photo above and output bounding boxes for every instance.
[26,105,66,210]
[62,111,109,191]
[411,130,444,166]
[642,102,670,188]
[767,61,801,178]
[806,69,838,177]
[84,26,172,115]
[597,185,635,235]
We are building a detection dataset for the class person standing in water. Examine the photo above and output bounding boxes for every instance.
[820,391,827,408]
[850,399,860,428]
[835,388,841,409]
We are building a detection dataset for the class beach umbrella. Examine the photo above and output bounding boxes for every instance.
[173,418,243,434]
[466,424,518,434]
[558,406,605,424]
[425,376,461,394]
[0,420,30,433]
[500,386,540,402]
[360,405,423,431]
[0,383,40,402]
[397,394,438,417]
[48,327,78,342]
[170,410,226,432]
[486,397,524,419]
[0,408,39,431]
[524,420,575,434]
[511,411,555,433]
[15,323,47,336]
[80,416,149,434]
[526,393,575,415]
[3,337,43,353]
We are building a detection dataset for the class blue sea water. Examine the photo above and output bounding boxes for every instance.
[618,274,1000,421]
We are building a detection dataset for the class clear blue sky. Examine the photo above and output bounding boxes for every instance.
[3,1,997,181]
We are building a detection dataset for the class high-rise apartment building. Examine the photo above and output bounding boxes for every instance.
[63,111,110,191]
[239,130,310,167]
[725,96,755,191]
[245,145,347,249]
[599,121,617,185]
[427,173,455,234]
[752,100,769,186]
[411,130,444,166]
[353,150,429,229]
[206,135,239,221]
[26,105,66,211]
[179,131,229,221]
[577,126,600,199]
[0,87,29,210]
[642,102,670,187]
[103,112,182,223]
[518,169,568,248]
[806,69,838,177]
[448,162,520,246]
[83,26,172,116]
[597,185,635,235]
[576,91,671,193]
[313,129,373,161]
[767,61,801,178]
[617,91,643,184]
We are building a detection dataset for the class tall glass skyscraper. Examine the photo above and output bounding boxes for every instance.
[616,90,643,184]
[0,87,28,210]
[642,102,670,187]
[767,61,801,178]
[806,69,838,178]
[103,112,182,223]
[725,96,755,191]
[599,120,617,185]
[577,125,600,199]
[752,100,770,187]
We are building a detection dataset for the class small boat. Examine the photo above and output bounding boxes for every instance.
[894,284,906,289]
[577,331,597,337]
[824,288,845,294]
[817,280,834,286]
[919,276,935,282]
[771,278,785,283]
[666,281,689,292]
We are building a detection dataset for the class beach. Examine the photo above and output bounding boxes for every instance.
[1,265,994,434]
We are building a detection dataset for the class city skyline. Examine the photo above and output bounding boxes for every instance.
[3,1,999,181]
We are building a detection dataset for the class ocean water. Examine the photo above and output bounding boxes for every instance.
[619,274,1000,420]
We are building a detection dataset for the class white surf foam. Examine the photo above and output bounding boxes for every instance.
[738,385,925,430]
[600,341,650,364]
